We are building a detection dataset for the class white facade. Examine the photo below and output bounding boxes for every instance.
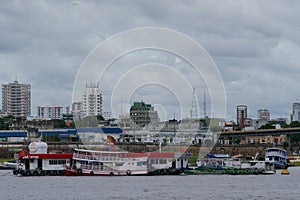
[83,83,102,117]
[37,105,70,120]
[72,102,84,121]
[291,102,300,122]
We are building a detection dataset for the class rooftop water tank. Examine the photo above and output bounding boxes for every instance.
[29,141,48,154]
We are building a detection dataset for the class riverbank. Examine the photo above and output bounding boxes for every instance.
[0,141,298,160]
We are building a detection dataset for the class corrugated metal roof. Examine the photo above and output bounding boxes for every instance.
[77,127,122,134]
[0,131,27,137]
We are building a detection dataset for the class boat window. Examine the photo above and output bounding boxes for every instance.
[159,159,167,164]
[49,160,67,165]
[150,159,158,164]
[137,161,146,166]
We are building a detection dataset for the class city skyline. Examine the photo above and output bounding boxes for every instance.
[1,1,300,120]
[0,79,298,123]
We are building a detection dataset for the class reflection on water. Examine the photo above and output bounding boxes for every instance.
[1,167,300,200]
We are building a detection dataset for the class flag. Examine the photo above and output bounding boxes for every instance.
[18,149,26,159]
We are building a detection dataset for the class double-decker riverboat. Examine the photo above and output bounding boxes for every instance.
[65,148,190,176]
[65,148,149,176]
[265,148,288,169]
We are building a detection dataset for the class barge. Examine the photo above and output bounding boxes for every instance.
[13,141,72,176]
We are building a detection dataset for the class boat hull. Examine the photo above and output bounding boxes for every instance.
[187,168,275,175]
[65,168,148,176]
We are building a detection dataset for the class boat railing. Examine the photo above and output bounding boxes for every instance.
[266,152,285,157]
[73,153,127,162]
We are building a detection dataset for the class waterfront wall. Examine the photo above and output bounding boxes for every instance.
[1,142,299,159]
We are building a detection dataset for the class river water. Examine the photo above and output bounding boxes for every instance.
[1,167,300,200]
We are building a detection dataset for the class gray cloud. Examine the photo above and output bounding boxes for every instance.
[1,0,300,121]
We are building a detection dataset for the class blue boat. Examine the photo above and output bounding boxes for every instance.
[265,148,288,169]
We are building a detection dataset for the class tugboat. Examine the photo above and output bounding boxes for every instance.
[13,141,72,176]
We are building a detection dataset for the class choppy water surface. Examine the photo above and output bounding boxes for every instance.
[1,167,300,200]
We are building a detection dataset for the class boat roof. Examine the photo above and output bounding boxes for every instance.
[21,153,73,159]
[266,148,286,152]
[74,149,176,158]
[148,152,175,158]
[74,148,128,154]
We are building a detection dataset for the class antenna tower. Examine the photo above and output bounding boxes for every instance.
[191,87,198,118]
[204,91,207,118]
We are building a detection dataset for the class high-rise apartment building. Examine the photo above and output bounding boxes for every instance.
[291,102,300,122]
[258,108,270,121]
[83,83,102,117]
[2,80,31,117]
[37,105,70,120]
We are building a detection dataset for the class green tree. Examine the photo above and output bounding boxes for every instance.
[0,117,9,130]
[280,122,289,128]
[69,122,76,128]
[290,134,300,145]
[51,119,67,128]
[97,115,105,121]
[283,141,289,149]
[290,121,300,128]
[259,122,275,130]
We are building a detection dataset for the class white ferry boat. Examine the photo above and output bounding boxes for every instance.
[65,148,149,176]
[65,148,190,176]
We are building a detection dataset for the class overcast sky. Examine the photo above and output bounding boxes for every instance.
[1,0,300,121]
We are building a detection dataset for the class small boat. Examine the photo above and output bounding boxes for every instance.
[0,160,18,170]
[281,169,290,175]
[265,148,288,169]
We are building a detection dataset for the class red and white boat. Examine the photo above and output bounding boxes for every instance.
[65,148,149,176]
[65,148,190,176]
[13,141,72,176]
